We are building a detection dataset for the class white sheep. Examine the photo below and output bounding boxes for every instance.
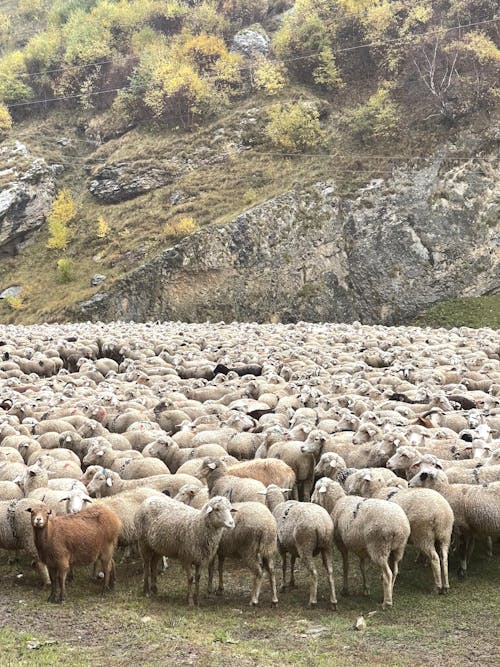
[136,495,235,606]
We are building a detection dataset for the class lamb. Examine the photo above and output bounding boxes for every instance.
[357,473,454,593]
[207,501,279,607]
[409,468,500,576]
[226,459,296,489]
[200,457,267,503]
[27,502,121,602]
[136,495,235,606]
[261,484,337,608]
[312,478,410,609]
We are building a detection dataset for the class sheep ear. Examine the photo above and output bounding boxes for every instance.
[230,508,238,513]
[256,490,267,495]
[280,488,291,493]
[207,462,217,470]
[59,496,70,502]
[25,507,32,512]
[206,505,213,514]
[96,450,105,457]
[319,485,327,494]
[106,477,113,487]
[329,461,337,468]
[83,496,93,504]
[363,474,371,481]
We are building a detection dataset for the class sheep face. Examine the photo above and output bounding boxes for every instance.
[204,496,235,530]
[27,503,52,528]
[408,468,441,488]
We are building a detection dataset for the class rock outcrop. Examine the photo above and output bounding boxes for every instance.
[89,161,183,203]
[0,141,56,257]
[79,150,499,325]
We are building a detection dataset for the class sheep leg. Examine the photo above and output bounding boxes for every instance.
[207,556,215,595]
[194,564,201,606]
[216,554,225,596]
[389,550,402,593]
[243,557,265,606]
[359,557,369,596]
[47,567,58,603]
[58,566,69,603]
[262,556,278,607]
[486,536,493,558]
[36,560,50,587]
[338,543,350,596]
[289,554,297,588]
[280,549,288,592]
[301,554,318,607]
[422,544,442,592]
[184,564,195,607]
[149,553,160,595]
[378,560,393,610]
[458,534,474,578]
[439,541,450,593]
[321,550,337,610]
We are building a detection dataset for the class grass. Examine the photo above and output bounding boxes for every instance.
[0,541,498,667]
[412,296,500,330]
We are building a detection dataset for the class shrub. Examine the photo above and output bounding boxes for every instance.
[0,103,13,138]
[253,59,286,95]
[46,189,76,250]
[57,258,74,283]
[163,217,200,238]
[346,83,400,143]
[5,294,25,310]
[266,101,325,151]
[18,0,44,19]
[96,215,110,239]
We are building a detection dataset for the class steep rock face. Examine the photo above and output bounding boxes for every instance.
[79,152,499,325]
[0,142,56,257]
[89,161,183,202]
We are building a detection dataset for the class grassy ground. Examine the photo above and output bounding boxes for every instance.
[0,541,498,667]
[411,296,500,330]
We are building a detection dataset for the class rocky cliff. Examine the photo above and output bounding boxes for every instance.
[79,138,499,325]
[0,142,56,258]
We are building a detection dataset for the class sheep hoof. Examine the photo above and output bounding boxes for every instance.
[215,589,224,597]
[308,601,317,608]
[271,600,278,608]
[457,568,466,579]
[330,602,338,611]
[382,602,392,610]
[250,600,258,607]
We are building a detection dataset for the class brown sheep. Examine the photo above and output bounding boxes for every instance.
[226,459,296,490]
[27,502,122,603]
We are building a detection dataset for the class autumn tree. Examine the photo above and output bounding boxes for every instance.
[46,189,77,250]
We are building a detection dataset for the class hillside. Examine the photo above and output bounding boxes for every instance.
[0,0,498,325]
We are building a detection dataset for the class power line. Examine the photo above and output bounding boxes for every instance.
[2,15,498,86]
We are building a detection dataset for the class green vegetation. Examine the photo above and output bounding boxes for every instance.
[0,0,497,324]
[0,542,498,666]
[412,295,500,329]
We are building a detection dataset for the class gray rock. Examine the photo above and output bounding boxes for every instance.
[231,28,270,56]
[0,142,55,257]
[89,162,183,203]
[78,137,499,326]
[0,285,22,299]
[91,274,107,287]
[56,137,71,146]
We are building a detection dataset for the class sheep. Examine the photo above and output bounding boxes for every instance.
[261,484,337,608]
[343,469,408,495]
[136,495,235,606]
[0,446,24,464]
[226,459,296,489]
[0,498,50,584]
[207,501,278,606]
[200,457,267,503]
[0,480,24,500]
[356,473,454,593]
[142,439,227,473]
[312,479,410,609]
[175,454,239,479]
[27,502,121,602]
[86,468,201,498]
[409,468,500,576]
[444,464,500,485]
[174,484,210,509]
[0,461,27,481]
[267,429,328,501]
[314,452,348,481]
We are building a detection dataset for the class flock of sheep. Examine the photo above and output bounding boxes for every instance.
[0,319,499,609]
